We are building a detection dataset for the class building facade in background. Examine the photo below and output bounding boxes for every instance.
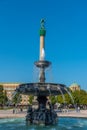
[69,83,80,92]
[0,83,29,105]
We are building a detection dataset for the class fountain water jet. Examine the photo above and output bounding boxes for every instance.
[57,87,66,105]
[16,19,67,125]
[64,87,77,109]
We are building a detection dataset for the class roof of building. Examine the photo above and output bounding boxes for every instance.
[69,82,80,88]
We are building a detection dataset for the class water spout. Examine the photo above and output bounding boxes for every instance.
[35,86,39,95]
[64,87,76,110]
[64,88,74,104]
[12,91,17,99]
[57,86,66,105]
[47,84,51,96]
[41,48,45,60]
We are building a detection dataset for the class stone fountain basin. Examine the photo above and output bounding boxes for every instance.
[16,83,66,96]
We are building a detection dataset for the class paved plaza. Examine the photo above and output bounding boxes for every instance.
[0,109,87,119]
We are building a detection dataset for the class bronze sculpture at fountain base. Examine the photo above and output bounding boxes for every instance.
[26,96,57,125]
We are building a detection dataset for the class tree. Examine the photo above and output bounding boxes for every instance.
[28,95,34,105]
[3,90,8,105]
[64,93,72,104]
[71,89,87,105]
[0,85,8,106]
[0,85,4,105]
[56,95,64,104]
[49,96,57,105]
[12,92,22,105]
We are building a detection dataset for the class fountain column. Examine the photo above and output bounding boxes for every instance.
[16,19,59,125]
[39,19,46,83]
[39,19,46,61]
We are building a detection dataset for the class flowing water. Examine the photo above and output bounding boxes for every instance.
[64,88,75,105]
[0,117,87,130]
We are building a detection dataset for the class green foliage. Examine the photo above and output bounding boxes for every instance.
[28,95,34,105]
[55,93,72,105]
[56,95,64,104]
[0,85,3,92]
[3,91,8,103]
[49,89,87,105]
[64,93,72,104]
[0,85,8,105]
[71,90,87,105]
[12,92,22,105]
[49,96,57,105]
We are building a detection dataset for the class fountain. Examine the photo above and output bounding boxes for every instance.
[16,19,67,125]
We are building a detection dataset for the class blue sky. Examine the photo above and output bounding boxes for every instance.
[0,0,87,90]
